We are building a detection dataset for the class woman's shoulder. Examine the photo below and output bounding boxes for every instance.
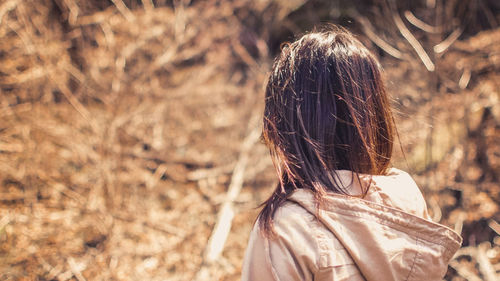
[367,167,431,219]
[273,200,317,228]
[242,201,323,281]
[243,199,363,281]
[261,200,354,267]
[262,200,322,251]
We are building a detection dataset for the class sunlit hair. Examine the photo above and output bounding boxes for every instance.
[259,26,395,236]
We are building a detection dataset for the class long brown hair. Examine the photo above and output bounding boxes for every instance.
[259,26,395,236]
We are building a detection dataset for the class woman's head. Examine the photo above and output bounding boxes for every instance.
[260,26,395,234]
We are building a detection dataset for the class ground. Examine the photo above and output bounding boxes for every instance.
[0,0,499,280]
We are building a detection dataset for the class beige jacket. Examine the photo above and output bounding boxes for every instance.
[241,169,462,281]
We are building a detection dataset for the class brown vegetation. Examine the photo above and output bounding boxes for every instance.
[0,0,498,280]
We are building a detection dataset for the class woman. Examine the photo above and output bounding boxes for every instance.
[241,27,462,281]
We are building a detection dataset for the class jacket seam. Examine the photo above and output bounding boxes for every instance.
[314,227,356,268]
[404,236,420,281]
[313,219,325,273]
[294,201,323,275]
[264,231,282,281]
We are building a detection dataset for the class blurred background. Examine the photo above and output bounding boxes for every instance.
[0,0,499,280]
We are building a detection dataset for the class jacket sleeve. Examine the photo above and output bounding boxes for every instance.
[240,223,282,281]
[241,203,320,281]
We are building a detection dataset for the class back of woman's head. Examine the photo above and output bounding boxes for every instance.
[260,26,395,234]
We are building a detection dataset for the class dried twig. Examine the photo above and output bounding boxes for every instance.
[450,246,482,281]
[428,196,442,222]
[62,0,80,25]
[143,221,184,237]
[434,28,463,54]
[68,258,87,281]
[449,259,483,281]
[110,0,135,22]
[233,39,260,69]
[404,10,440,33]
[0,0,18,24]
[452,244,499,281]
[113,25,166,92]
[49,76,95,128]
[454,211,465,234]
[146,164,168,189]
[0,213,11,230]
[141,0,154,11]
[477,242,497,281]
[353,12,404,60]
[479,0,498,28]
[187,163,235,181]
[458,68,471,89]
[0,142,23,153]
[36,254,64,280]
[488,219,500,236]
[76,9,115,26]
[391,7,435,71]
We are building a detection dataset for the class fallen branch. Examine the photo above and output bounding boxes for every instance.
[193,124,261,281]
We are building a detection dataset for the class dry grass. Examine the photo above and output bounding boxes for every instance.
[0,0,499,280]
